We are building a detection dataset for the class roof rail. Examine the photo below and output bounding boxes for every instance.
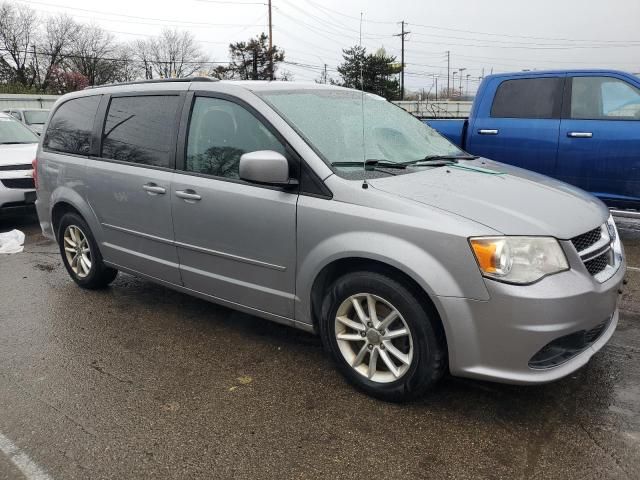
[84,76,218,90]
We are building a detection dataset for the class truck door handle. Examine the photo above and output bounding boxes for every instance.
[175,189,201,202]
[567,132,593,138]
[143,183,166,195]
[478,129,499,135]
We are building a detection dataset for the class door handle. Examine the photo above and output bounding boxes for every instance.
[567,132,593,138]
[175,189,202,201]
[143,183,166,195]
[478,129,499,135]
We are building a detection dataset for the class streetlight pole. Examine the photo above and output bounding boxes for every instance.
[452,71,457,97]
[466,74,470,96]
[458,68,466,96]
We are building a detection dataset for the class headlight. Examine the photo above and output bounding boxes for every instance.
[606,215,618,244]
[470,236,569,284]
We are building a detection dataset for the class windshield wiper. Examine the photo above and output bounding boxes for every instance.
[331,159,407,169]
[0,141,34,145]
[405,154,479,165]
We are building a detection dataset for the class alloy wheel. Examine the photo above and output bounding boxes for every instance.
[334,293,414,383]
[63,225,92,278]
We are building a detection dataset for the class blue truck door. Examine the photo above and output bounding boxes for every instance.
[468,76,564,176]
[557,74,640,209]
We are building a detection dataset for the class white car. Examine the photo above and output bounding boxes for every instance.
[2,108,50,135]
[0,112,38,217]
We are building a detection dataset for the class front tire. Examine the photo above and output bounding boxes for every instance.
[319,271,446,402]
[58,212,118,289]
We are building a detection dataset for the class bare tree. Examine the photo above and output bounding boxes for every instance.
[132,38,154,79]
[112,44,142,82]
[0,2,38,87]
[38,14,81,91]
[134,29,208,78]
[68,24,121,86]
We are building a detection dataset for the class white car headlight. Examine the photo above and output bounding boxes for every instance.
[470,236,569,284]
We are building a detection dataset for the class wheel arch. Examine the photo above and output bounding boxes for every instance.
[49,187,99,243]
[308,256,448,353]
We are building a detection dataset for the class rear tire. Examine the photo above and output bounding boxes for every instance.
[319,271,446,402]
[57,212,117,289]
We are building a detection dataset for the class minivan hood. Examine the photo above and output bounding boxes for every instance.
[369,159,609,239]
[0,143,38,166]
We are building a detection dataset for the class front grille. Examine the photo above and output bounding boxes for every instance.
[570,225,614,280]
[571,227,602,252]
[1,178,34,189]
[0,164,32,171]
[584,252,610,276]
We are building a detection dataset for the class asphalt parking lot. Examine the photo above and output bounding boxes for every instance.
[1,215,639,480]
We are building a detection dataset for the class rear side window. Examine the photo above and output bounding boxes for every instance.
[101,95,181,168]
[491,78,563,119]
[44,96,100,155]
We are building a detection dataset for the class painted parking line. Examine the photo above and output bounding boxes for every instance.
[0,431,52,480]
[628,266,640,272]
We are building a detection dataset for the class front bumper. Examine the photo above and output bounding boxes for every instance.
[438,249,626,385]
[0,179,36,216]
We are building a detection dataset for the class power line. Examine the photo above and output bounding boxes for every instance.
[195,0,267,4]
[15,0,266,28]
[406,21,640,44]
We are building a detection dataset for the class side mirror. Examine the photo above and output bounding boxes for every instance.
[239,150,291,185]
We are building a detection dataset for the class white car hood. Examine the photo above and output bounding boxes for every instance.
[0,143,37,180]
[0,143,38,166]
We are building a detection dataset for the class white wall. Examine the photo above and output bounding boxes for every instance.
[393,100,473,119]
[0,94,60,110]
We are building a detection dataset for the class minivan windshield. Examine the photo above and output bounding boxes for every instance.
[24,110,49,125]
[257,88,463,176]
[0,115,39,144]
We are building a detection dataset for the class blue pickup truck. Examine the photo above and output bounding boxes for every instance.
[426,70,640,211]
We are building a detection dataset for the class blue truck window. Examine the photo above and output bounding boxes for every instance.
[491,78,563,119]
[571,77,640,120]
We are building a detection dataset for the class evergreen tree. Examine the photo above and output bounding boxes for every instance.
[215,33,285,80]
[335,46,401,100]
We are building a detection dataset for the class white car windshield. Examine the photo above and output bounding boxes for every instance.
[257,88,463,173]
[24,110,49,125]
[0,115,39,144]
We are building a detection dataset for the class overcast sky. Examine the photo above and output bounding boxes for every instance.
[19,0,640,93]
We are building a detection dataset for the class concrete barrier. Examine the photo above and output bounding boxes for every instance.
[0,94,60,110]
[393,100,473,119]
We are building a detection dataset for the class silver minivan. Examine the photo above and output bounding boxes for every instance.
[35,78,626,401]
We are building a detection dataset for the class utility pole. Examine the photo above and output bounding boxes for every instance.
[446,51,450,98]
[435,76,438,101]
[466,74,470,96]
[268,0,273,80]
[394,21,410,100]
[323,64,327,84]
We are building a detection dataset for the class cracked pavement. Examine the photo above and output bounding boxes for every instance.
[1,214,639,479]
